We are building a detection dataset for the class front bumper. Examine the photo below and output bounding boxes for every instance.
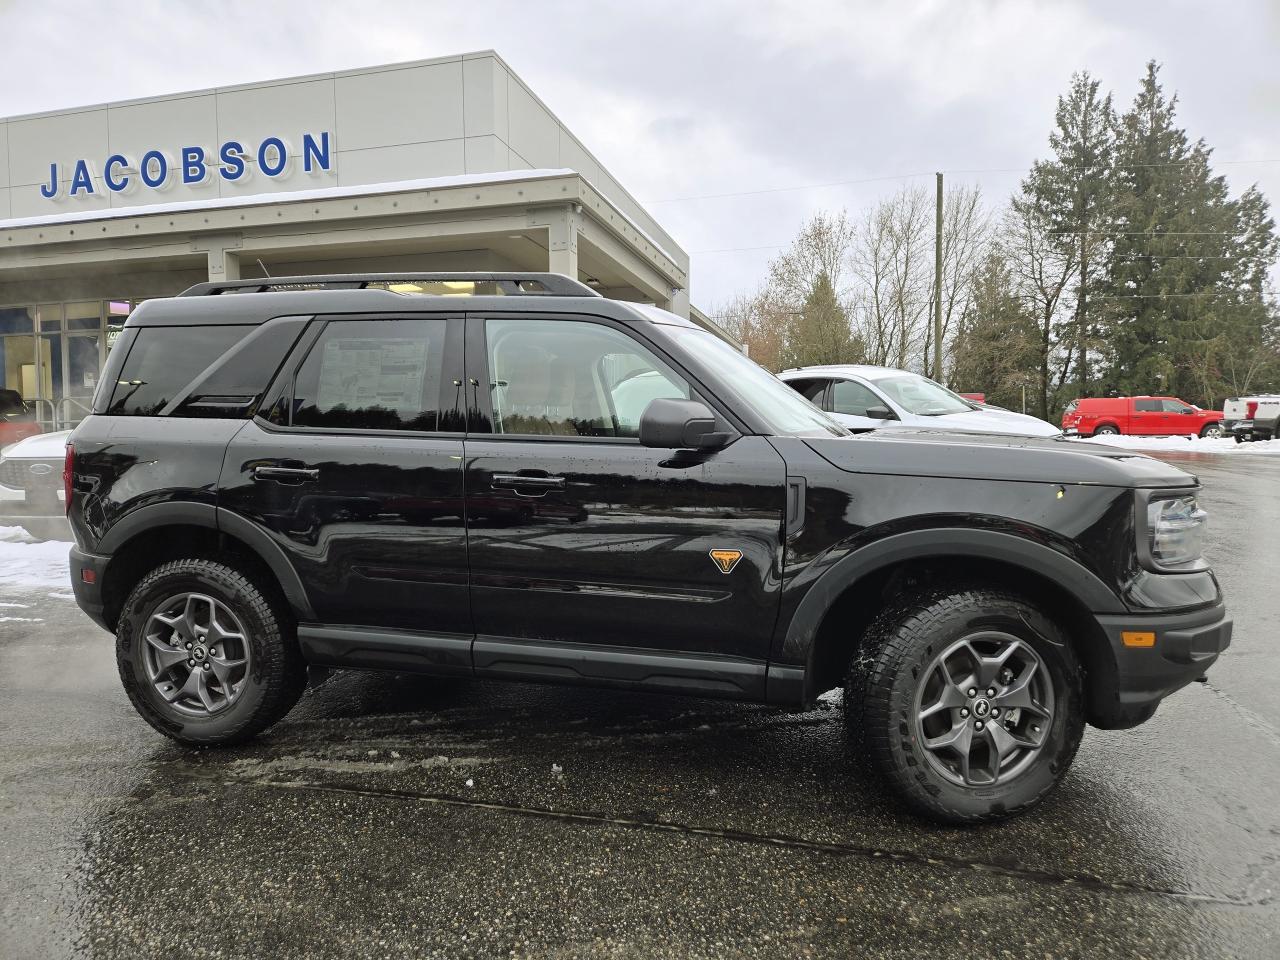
[69,546,112,632]
[1090,601,1232,728]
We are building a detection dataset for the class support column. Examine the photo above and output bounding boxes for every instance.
[543,205,579,279]
[192,234,243,283]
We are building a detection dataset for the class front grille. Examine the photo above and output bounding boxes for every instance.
[0,458,62,490]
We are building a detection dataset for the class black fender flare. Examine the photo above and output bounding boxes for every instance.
[97,501,314,620]
[774,527,1125,672]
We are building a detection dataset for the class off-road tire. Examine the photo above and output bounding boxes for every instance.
[116,559,306,746]
[845,586,1084,825]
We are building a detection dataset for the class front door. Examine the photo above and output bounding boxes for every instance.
[462,314,787,667]
[220,314,470,635]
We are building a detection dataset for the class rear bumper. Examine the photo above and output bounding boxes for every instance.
[69,546,112,632]
[1090,601,1232,728]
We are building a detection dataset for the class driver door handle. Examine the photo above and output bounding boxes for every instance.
[253,465,320,484]
[492,473,566,495]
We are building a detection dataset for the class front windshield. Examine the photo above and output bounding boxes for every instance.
[872,374,975,416]
[672,328,846,437]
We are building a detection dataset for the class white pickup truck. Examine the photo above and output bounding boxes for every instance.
[1225,396,1280,443]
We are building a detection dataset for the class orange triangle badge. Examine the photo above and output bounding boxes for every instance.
[709,549,743,575]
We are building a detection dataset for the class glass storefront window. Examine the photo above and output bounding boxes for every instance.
[38,304,64,332]
[0,299,123,429]
[66,301,103,331]
[0,306,36,335]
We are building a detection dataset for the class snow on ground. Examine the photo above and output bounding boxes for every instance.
[0,526,71,593]
[1066,434,1280,454]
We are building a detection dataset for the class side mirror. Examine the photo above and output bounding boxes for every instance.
[865,405,895,420]
[639,398,730,450]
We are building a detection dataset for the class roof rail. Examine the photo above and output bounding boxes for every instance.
[178,272,600,298]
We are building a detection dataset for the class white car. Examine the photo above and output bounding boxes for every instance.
[0,429,73,540]
[778,365,1061,437]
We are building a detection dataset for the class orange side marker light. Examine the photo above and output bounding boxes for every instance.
[1122,631,1156,648]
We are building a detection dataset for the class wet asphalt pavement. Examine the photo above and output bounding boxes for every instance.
[1,452,1278,959]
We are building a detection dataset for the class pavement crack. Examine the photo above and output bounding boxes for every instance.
[1201,680,1280,750]
[171,769,1270,909]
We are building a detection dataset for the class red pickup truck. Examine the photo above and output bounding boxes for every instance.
[1062,396,1225,438]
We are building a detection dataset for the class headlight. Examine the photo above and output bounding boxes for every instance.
[1146,495,1207,570]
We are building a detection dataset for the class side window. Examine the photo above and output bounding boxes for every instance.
[291,318,448,432]
[786,378,829,406]
[170,318,307,418]
[1162,399,1192,414]
[485,318,692,438]
[1134,399,1162,413]
[830,379,883,417]
[107,326,247,416]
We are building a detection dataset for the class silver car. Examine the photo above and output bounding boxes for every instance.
[778,365,1061,437]
[0,429,73,540]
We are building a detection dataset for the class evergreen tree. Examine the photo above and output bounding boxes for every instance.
[1019,71,1115,397]
[782,270,865,368]
[950,251,1040,412]
[1104,62,1277,405]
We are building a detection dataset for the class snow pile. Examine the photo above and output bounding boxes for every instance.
[0,526,71,591]
[1067,434,1280,454]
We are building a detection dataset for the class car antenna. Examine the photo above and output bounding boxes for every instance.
[256,259,272,278]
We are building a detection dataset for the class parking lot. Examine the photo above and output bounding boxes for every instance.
[1,449,1277,960]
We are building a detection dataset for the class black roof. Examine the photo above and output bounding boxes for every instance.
[126,272,695,330]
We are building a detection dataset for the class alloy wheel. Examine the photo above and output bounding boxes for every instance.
[912,631,1054,787]
[142,593,251,716]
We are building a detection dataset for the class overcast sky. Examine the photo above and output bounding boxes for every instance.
[1,0,1275,307]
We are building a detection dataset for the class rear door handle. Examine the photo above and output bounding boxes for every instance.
[253,465,320,484]
[491,473,566,496]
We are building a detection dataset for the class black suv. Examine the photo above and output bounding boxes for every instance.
[66,273,1231,823]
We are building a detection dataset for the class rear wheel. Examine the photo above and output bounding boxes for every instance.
[116,559,305,746]
[1092,424,1120,436]
[846,586,1084,824]
[1199,423,1223,439]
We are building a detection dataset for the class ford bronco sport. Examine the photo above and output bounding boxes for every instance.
[66,273,1231,824]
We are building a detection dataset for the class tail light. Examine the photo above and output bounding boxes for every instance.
[1246,401,1258,420]
[63,443,74,515]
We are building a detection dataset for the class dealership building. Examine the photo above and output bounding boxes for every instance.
[0,51,715,431]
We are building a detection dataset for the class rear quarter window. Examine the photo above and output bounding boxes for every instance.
[106,320,305,418]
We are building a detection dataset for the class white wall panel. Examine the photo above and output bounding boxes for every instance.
[0,123,9,188]
[7,109,109,187]
[464,135,510,174]
[336,139,465,187]
[336,60,464,150]
[506,79,559,169]
[463,56,503,139]
[215,79,338,197]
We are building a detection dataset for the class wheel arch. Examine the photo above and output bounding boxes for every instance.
[98,502,314,630]
[774,529,1122,726]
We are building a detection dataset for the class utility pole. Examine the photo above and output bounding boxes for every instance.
[934,172,943,382]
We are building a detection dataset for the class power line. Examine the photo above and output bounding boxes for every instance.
[644,159,1280,205]
[644,172,934,204]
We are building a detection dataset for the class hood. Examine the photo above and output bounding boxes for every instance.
[0,429,72,460]
[915,407,1061,437]
[806,429,1196,488]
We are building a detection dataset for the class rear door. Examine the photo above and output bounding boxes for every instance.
[462,313,787,680]
[1131,398,1165,434]
[220,313,470,636]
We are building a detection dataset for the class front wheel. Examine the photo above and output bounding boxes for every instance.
[1199,423,1224,439]
[116,559,306,746]
[846,587,1084,824]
